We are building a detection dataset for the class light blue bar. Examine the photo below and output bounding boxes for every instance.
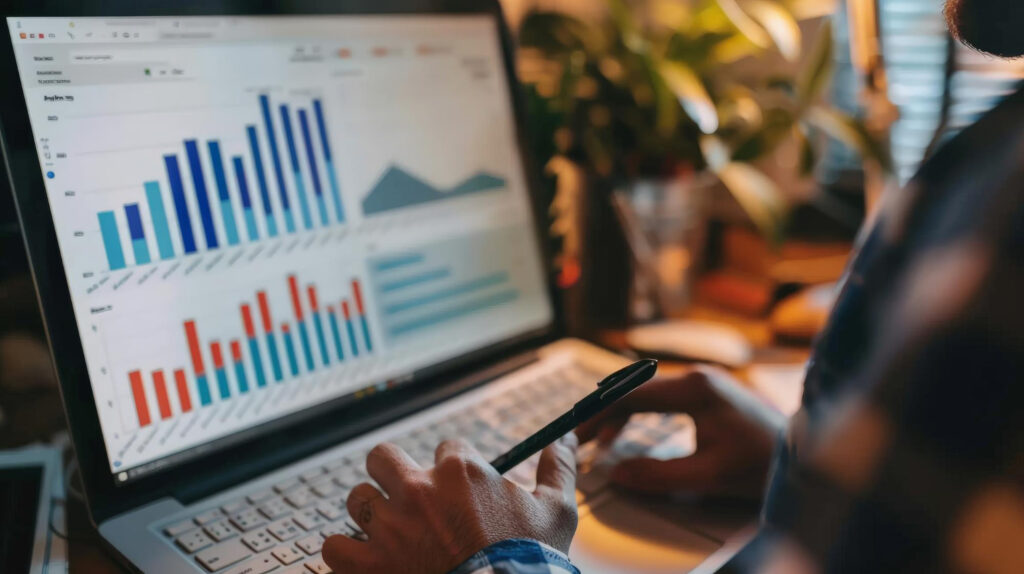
[98,211,126,270]
[293,172,313,230]
[344,316,360,357]
[233,360,250,394]
[359,316,373,353]
[243,208,259,242]
[312,312,330,366]
[297,320,315,371]
[220,200,240,246]
[325,159,345,223]
[196,374,212,406]
[379,268,451,294]
[131,238,151,266]
[328,310,345,361]
[208,141,240,246]
[265,333,284,382]
[315,194,329,227]
[383,273,510,315]
[372,254,425,272]
[389,290,519,337]
[214,367,231,399]
[144,181,175,260]
[283,330,300,376]
[247,337,268,388]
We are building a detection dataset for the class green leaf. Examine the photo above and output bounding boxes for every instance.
[745,0,802,61]
[658,60,719,134]
[804,106,893,173]
[715,161,789,242]
[796,19,833,104]
[714,0,771,48]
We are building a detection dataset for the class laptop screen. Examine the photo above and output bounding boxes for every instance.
[5,15,553,482]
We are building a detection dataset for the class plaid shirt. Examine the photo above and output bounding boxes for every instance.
[450,539,579,574]
[453,86,1024,574]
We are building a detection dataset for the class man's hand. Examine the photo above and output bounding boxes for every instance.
[322,434,579,574]
[577,366,786,499]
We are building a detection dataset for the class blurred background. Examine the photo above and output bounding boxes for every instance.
[3,0,1024,447]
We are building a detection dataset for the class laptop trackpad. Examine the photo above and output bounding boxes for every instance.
[569,495,721,573]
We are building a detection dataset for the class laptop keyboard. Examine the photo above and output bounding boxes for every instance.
[158,361,694,573]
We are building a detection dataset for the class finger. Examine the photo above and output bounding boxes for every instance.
[434,438,485,465]
[365,442,422,496]
[534,432,579,500]
[346,482,387,535]
[322,533,372,572]
[609,454,722,494]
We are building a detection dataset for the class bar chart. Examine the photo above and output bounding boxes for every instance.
[96,94,347,272]
[124,274,374,429]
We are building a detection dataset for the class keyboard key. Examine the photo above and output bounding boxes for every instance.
[176,529,215,554]
[204,519,239,542]
[304,557,332,573]
[310,482,338,498]
[164,519,196,537]
[274,479,301,494]
[247,489,276,504]
[272,545,305,565]
[196,539,253,572]
[285,488,316,509]
[323,459,345,472]
[315,503,343,522]
[195,508,225,525]
[320,523,353,538]
[294,509,326,531]
[241,530,276,553]
[258,498,292,520]
[231,508,269,532]
[295,535,323,555]
[224,553,279,574]
[300,468,326,483]
[221,499,249,515]
[268,517,303,541]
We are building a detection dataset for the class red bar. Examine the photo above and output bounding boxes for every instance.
[341,300,352,321]
[152,370,172,420]
[257,291,274,334]
[129,370,151,427]
[230,339,243,363]
[184,320,206,376]
[281,322,291,333]
[288,275,305,321]
[210,341,225,370]
[307,285,320,312]
[326,304,335,314]
[241,303,257,338]
[173,369,192,413]
[351,279,366,316]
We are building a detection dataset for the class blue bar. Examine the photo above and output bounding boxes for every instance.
[283,328,300,376]
[184,140,219,249]
[313,99,346,223]
[296,319,316,371]
[390,290,519,337]
[265,333,284,382]
[232,157,260,241]
[207,141,240,246]
[123,203,151,265]
[164,155,197,254]
[379,268,451,293]
[298,109,328,226]
[328,309,345,361]
[196,374,212,406]
[344,315,360,357]
[98,211,126,270]
[247,337,268,388]
[359,316,374,353]
[259,95,295,233]
[279,104,313,230]
[233,360,249,394]
[311,311,330,366]
[214,367,231,399]
[372,254,425,272]
[246,125,278,237]
[144,182,175,260]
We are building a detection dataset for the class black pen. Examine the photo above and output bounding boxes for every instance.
[490,359,658,474]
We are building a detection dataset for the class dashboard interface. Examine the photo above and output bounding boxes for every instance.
[6,15,552,481]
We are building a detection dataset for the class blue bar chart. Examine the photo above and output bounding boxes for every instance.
[95,95,347,272]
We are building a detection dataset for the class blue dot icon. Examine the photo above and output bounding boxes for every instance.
[46,171,55,179]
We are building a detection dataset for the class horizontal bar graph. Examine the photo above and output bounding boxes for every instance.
[124,273,375,428]
[96,94,347,272]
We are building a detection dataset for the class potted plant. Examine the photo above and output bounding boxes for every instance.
[517,0,888,331]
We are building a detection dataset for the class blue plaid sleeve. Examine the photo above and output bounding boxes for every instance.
[448,539,580,574]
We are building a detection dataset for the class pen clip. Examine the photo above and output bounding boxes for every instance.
[596,358,657,390]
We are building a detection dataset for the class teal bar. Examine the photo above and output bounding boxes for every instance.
[196,374,212,406]
[359,316,374,353]
[131,238,151,266]
[389,290,519,337]
[98,211,126,270]
[265,333,284,382]
[328,309,345,361]
[144,181,175,260]
[383,272,509,315]
[312,312,330,366]
[344,315,359,357]
[233,360,249,394]
[243,208,259,242]
[214,367,231,399]
[297,320,315,371]
[379,268,451,293]
[283,328,300,376]
[247,337,268,388]
[220,199,240,246]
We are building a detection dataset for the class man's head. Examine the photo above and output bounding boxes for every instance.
[945,0,1024,58]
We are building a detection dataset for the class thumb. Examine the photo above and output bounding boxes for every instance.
[610,453,721,495]
[534,432,579,500]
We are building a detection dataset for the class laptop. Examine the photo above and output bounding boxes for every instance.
[0,2,753,572]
